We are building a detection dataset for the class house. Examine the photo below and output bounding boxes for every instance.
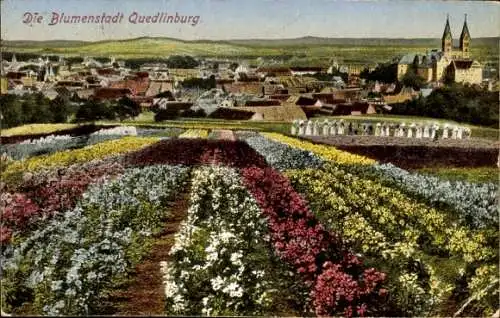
[267,94,291,101]
[152,99,193,111]
[382,87,418,104]
[234,104,307,121]
[92,87,131,101]
[447,60,482,84]
[209,107,259,120]
[256,67,292,78]
[224,83,263,95]
[290,66,324,76]
[287,95,317,106]
[110,76,150,96]
[244,99,282,107]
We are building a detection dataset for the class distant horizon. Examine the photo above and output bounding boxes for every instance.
[3,35,499,43]
[1,0,499,41]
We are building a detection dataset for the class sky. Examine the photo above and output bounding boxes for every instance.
[1,0,499,41]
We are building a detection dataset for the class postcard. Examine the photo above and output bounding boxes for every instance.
[1,0,499,317]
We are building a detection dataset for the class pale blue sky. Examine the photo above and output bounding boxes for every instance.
[1,0,499,41]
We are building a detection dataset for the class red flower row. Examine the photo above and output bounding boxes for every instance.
[124,139,267,168]
[240,167,386,317]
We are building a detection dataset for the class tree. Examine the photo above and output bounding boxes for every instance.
[361,63,398,84]
[49,96,71,123]
[113,97,141,121]
[400,70,426,90]
[229,62,239,72]
[75,100,114,122]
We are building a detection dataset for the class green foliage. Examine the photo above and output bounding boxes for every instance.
[154,108,180,121]
[361,63,398,84]
[400,69,426,90]
[310,71,348,84]
[181,75,216,90]
[74,100,115,122]
[113,97,141,121]
[417,167,499,184]
[392,84,499,127]
[0,93,75,129]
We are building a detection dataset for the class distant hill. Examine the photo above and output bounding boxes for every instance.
[228,36,499,47]
[4,36,499,48]
[2,36,498,64]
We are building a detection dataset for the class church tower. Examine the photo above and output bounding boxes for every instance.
[442,15,453,57]
[459,14,471,59]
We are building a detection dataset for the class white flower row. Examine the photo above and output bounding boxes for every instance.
[372,163,499,228]
[162,165,279,315]
[90,126,137,136]
[2,164,190,315]
[1,134,130,160]
[238,132,324,171]
[19,134,73,145]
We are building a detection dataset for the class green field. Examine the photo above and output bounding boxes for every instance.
[417,166,499,183]
[3,36,499,66]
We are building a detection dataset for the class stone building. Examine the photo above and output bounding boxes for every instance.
[397,15,482,85]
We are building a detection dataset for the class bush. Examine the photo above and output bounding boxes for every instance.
[154,108,180,121]
[391,83,499,127]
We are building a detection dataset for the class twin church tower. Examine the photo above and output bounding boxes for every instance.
[442,14,471,59]
[397,14,481,85]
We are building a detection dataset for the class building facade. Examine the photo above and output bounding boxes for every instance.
[397,15,482,85]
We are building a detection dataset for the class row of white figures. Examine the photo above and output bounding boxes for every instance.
[290,120,472,139]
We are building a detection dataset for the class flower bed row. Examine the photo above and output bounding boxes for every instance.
[0,124,113,144]
[1,126,140,161]
[1,124,79,137]
[337,162,498,229]
[2,165,190,315]
[1,137,159,185]
[262,132,375,165]
[178,129,209,139]
[162,165,308,315]
[240,166,386,316]
[262,133,498,229]
[124,139,267,168]
[237,132,324,171]
[286,165,498,316]
[208,129,236,141]
[1,158,126,244]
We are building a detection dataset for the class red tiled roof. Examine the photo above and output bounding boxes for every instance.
[209,108,255,120]
[110,78,150,95]
[97,68,119,76]
[93,88,131,100]
[268,94,291,101]
[244,99,282,107]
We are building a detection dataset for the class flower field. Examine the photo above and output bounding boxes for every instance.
[1,127,498,317]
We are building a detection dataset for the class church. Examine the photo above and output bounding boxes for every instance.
[397,15,483,85]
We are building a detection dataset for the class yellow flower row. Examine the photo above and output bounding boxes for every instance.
[178,129,209,139]
[1,124,78,137]
[2,136,159,181]
[262,132,376,165]
[286,166,495,314]
[286,166,493,264]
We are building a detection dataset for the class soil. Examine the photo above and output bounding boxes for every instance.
[303,136,499,169]
[99,191,190,315]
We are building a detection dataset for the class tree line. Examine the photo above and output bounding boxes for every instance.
[391,83,499,127]
[1,93,141,129]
